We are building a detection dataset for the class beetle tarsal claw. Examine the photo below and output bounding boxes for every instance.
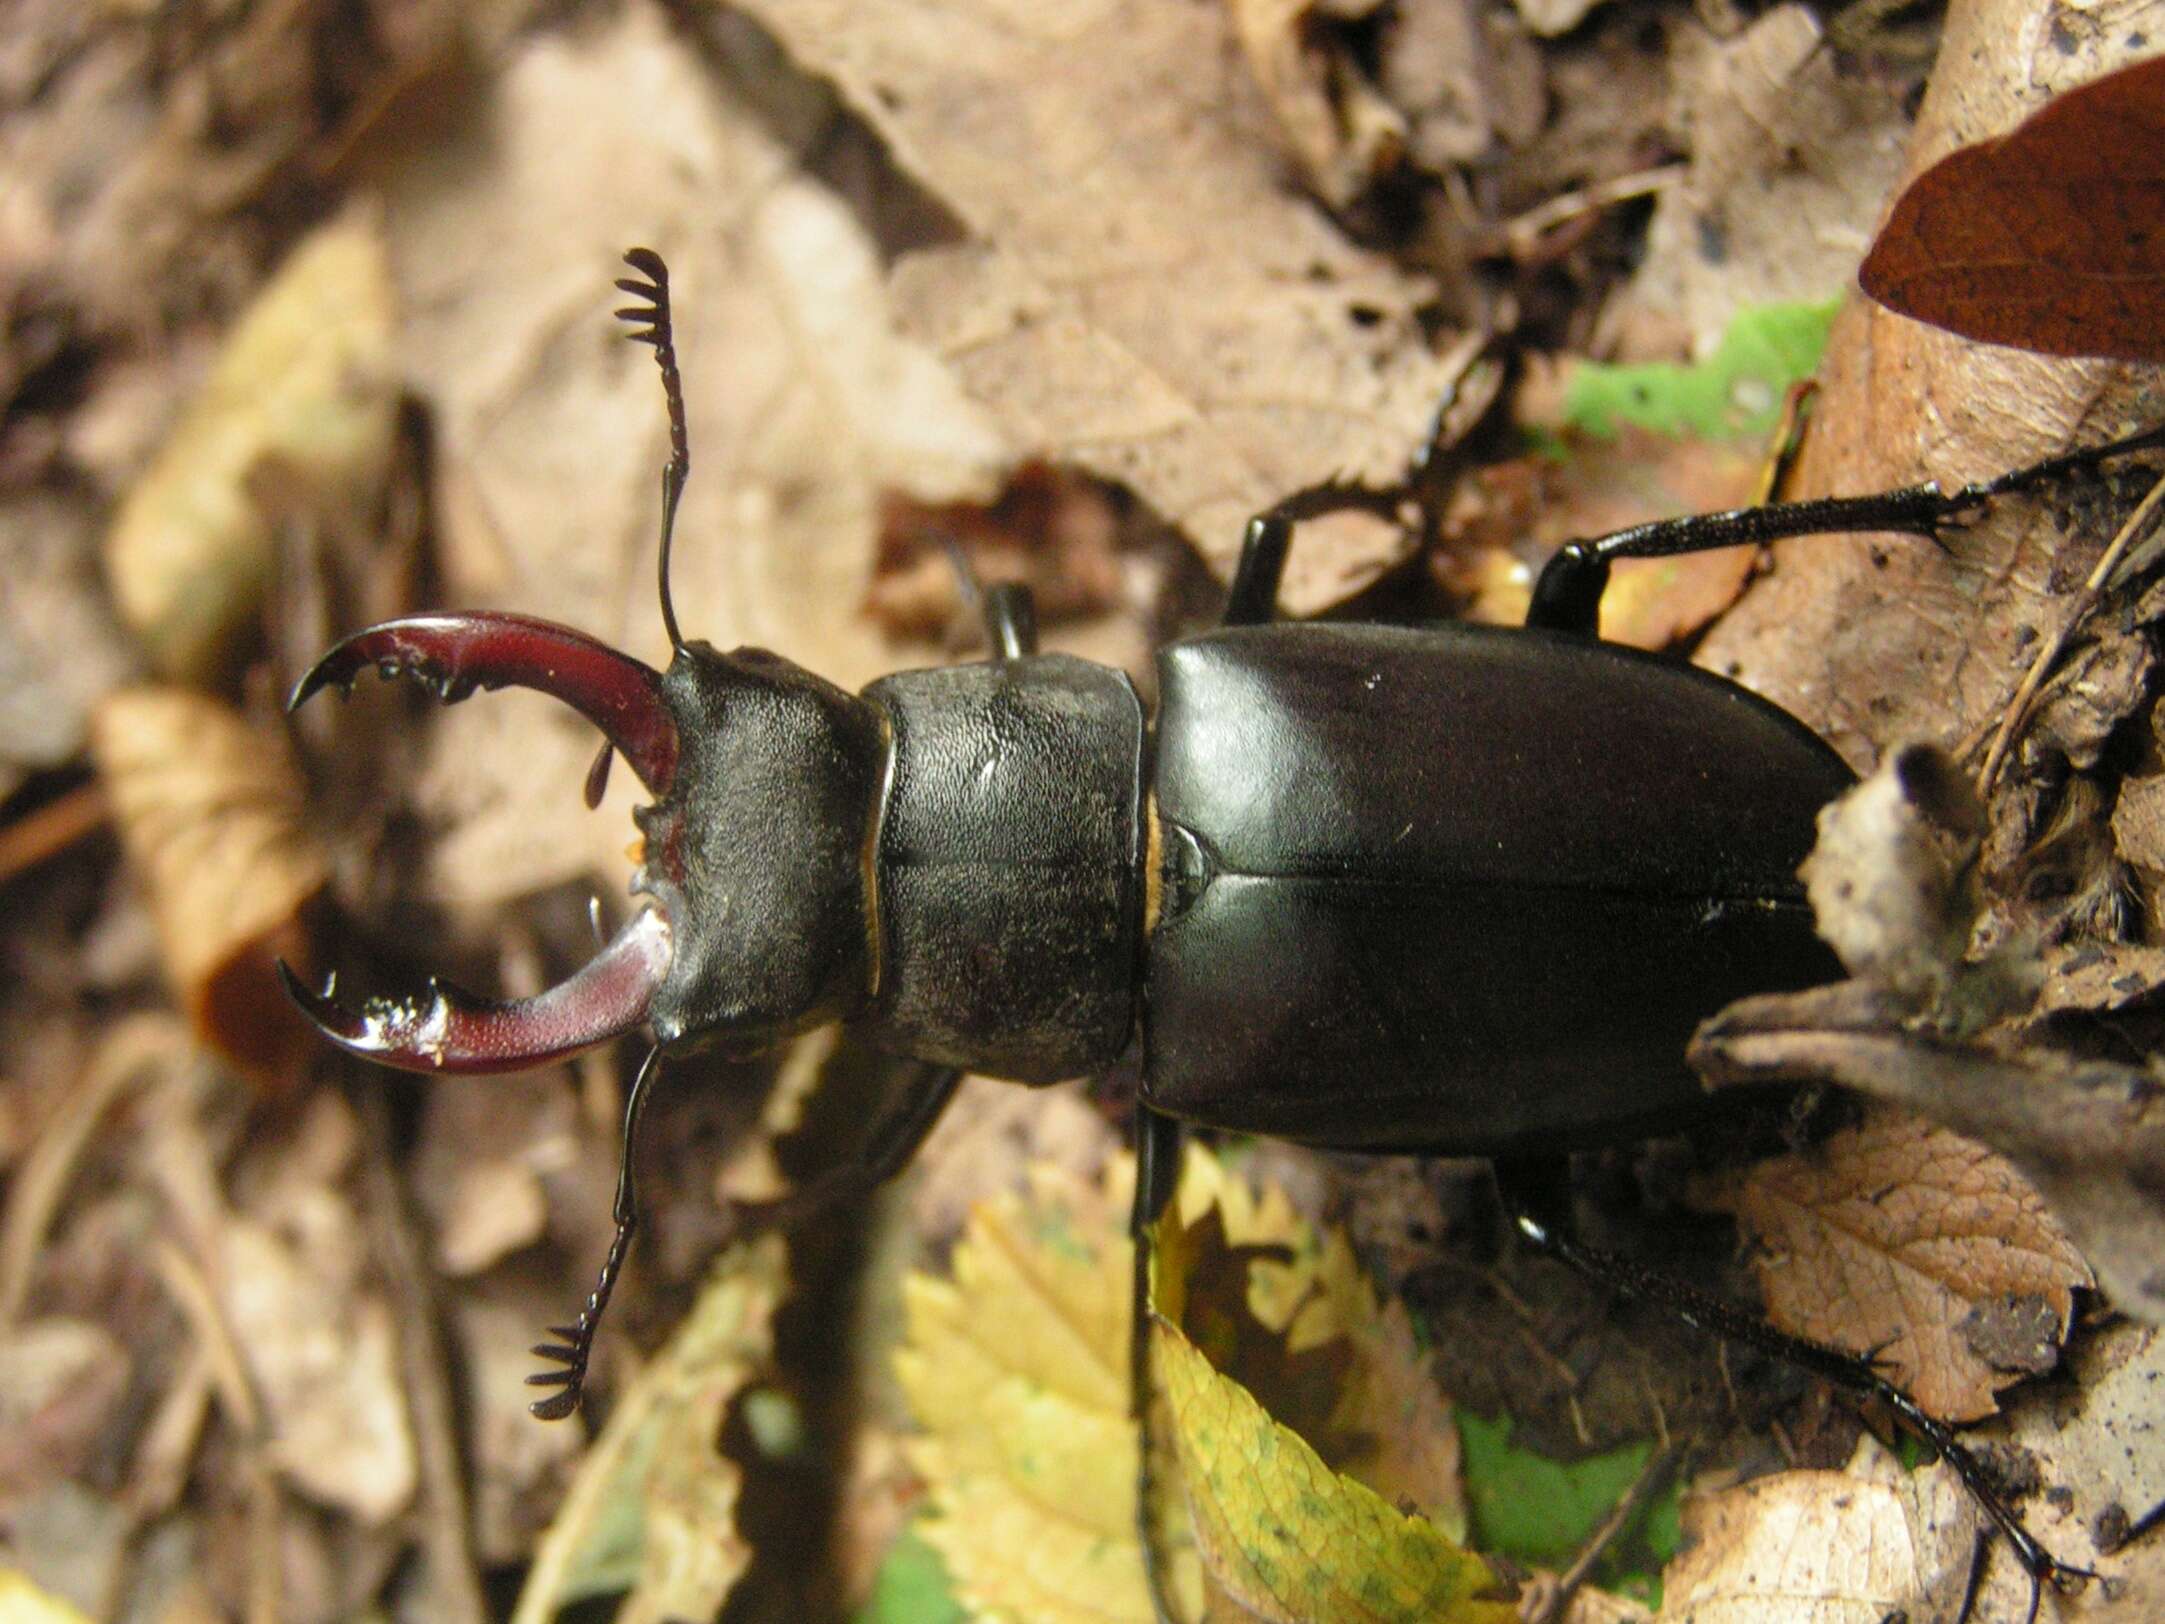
[276,907,672,1075]
[287,611,681,796]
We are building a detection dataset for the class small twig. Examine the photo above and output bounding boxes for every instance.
[1488,165,1687,261]
[1976,465,2165,793]
[0,1014,180,1325]
[152,1237,282,1624]
[0,779,109,886]
[358,1084,488,1624]
[1528,1437,1687,1624]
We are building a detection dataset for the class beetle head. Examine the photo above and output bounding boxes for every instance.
[282,620,879,1072]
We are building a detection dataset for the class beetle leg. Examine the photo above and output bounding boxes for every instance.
[1131,1105,1187,1624]
[1496,1163,2095,1615]
[527,1043,668,1418]
[1526,419,2165,635]
[981,581,1039,660]
[716,1062,963,1235]
[1222,478,1402,626]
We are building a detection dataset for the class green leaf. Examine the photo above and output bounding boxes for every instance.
[1562,299,1840,442]
[1456,1409,1681,1589]
[855,1528,966,1624]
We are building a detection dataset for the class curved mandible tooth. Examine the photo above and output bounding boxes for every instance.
[288,612,680,794]
[277,908,671,1074]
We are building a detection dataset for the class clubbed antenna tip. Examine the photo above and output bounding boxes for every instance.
[615,248,690,655]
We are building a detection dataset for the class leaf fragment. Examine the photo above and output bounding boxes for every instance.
[1654,1438,1979,1623]
[1697,1109,2090,1420]
[1859,56,2165,363]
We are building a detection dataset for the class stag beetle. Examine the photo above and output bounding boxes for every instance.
[284,249,2165,1613]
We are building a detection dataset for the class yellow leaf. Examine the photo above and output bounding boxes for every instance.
[103,204,398,684]
[0,1572,95,1624]
[898,1159,1194,1623]
[1157,1319,1514,1623]
[898,1147,1486,1620]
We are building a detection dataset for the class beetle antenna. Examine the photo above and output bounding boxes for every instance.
[527,1043,667,1419]
[616,248,690,656]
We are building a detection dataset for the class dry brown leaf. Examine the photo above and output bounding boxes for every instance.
[1860,56,2165,363]
[1226,0,1407,209]
[219,1215,417,1525]
[89,686,327,1081]
[1655,1438,1980,1623]
[1698,1108,2089,1420]
[102,205,398,686]
[0,495,133,802]
[1695,992,2165,1329]
[1693,0,2160,764]
[741,0,1466,614]
[0,1320,129,1502]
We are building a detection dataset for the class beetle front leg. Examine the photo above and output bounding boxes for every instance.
[528,1043,669,1418]
[1222,479,1404,626]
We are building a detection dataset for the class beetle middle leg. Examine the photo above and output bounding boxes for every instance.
[1525,420,2165,634]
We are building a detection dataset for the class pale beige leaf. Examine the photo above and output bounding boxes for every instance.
[740,0,1467,613]
[220,1217,417,1524]
[0,1570,97,1624]
[1701,1109,2090,1419]
[371,4,1000,907]
[1656,1439,1979,1623]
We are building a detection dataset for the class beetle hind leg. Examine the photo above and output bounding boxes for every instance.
[1494,1159,2093,1619]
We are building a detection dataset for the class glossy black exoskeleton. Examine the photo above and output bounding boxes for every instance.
[284,249,2165,1616]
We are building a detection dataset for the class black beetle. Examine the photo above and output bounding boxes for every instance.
[283,249,2163,1613]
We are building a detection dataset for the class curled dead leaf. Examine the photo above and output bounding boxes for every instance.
[89,686,327,1081]
[103,203,397,685]
[1859,56,2165,363]
[1695,991,2165,1330]
[1697,1108,2088,1421]
[1797,745,2029,1027]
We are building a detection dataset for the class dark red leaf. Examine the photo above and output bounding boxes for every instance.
[1859,56,2165,362]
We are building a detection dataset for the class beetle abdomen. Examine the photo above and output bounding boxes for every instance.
[1142,623,1852,1153]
